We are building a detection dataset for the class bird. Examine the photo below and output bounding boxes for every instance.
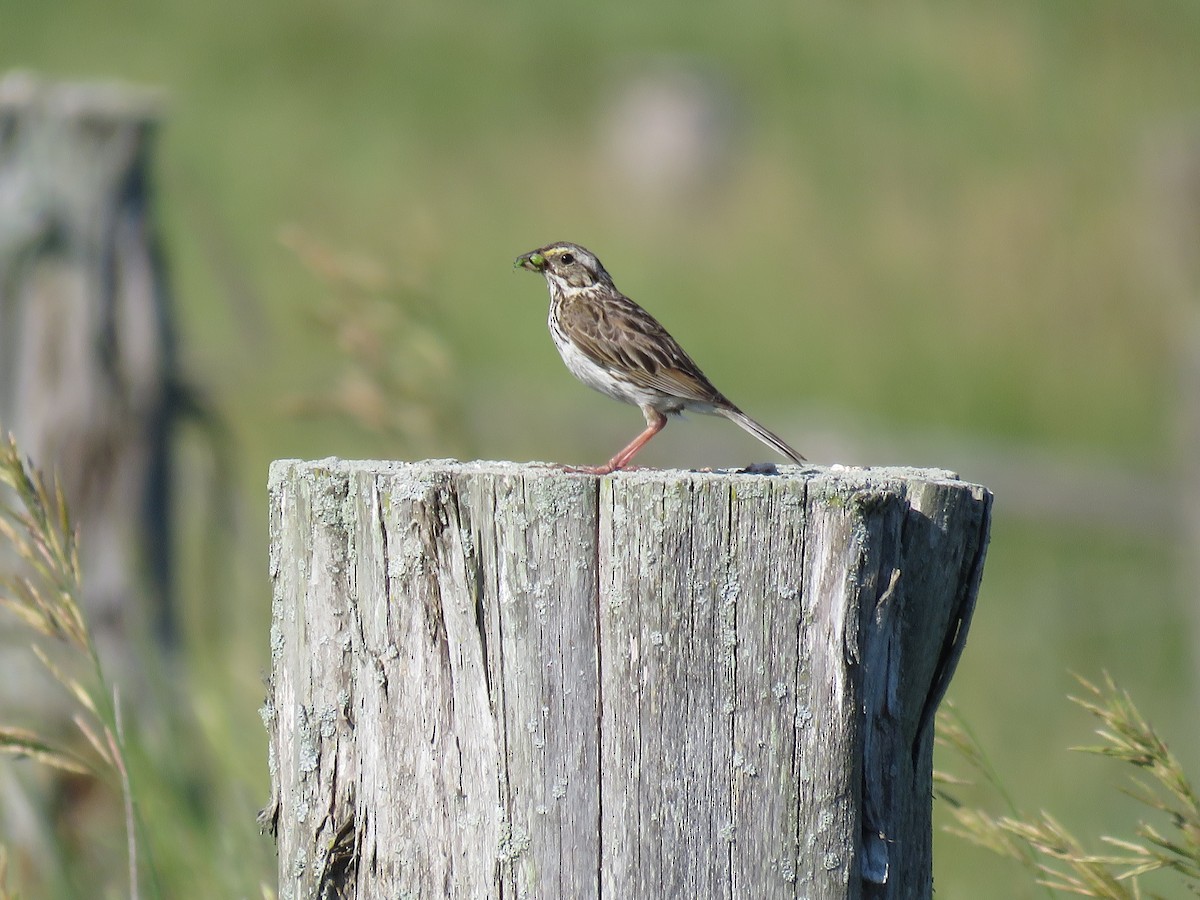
[514,241,805,474]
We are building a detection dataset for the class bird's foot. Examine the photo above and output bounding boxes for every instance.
[553,462,661,475]
[555,462,618,475]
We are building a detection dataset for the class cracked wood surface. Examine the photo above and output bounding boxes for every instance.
[264,459,991,900]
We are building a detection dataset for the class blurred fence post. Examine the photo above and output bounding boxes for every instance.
[0,71,180,671]
[263,459,991,900]
[1141,121,1200,693]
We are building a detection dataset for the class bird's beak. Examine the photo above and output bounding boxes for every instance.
[514,251,547,272]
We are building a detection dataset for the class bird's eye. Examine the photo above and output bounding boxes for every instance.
[559,253,575,265]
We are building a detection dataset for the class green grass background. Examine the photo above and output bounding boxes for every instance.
[3,0,1200,896]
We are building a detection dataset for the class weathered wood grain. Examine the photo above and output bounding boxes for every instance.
[264,460,991,900]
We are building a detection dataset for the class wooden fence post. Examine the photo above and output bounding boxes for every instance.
[0,71,179,658]
[263,459,991,900]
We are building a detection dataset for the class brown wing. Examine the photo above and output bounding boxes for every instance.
[557,291,726,404]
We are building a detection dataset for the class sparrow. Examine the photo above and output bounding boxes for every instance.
[514,241,804,474]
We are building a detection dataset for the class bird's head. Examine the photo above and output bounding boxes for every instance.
[514,242,614,292]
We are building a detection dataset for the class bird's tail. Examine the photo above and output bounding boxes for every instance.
[718,406,806,464]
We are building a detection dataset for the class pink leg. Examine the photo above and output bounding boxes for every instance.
[573,408,667,475]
